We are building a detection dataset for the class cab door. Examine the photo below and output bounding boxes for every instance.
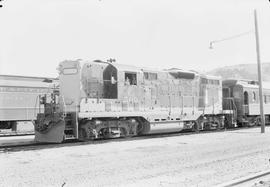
[243,91,249,114]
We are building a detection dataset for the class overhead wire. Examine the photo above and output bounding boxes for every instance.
[209,30,254,49]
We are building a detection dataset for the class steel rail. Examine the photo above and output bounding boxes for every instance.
[0,131,34,137]
[218,169,270,187]
[0,126,258,152]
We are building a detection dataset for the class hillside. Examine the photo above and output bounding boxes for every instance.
[207,63,270,81]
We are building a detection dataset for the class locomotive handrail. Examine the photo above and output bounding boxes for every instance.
[169,94,171,115]
[59,95,67,118]
[222,97,237,118]
[192,96,195,114]
[181,96,184,114]
[75,103,79,138]
[62,96,67,118]
[212,97,216,114]
[34,94,40,119]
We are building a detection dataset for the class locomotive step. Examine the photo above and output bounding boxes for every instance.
[64,134,76,140]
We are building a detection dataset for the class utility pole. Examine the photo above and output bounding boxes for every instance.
[254,9,265,133]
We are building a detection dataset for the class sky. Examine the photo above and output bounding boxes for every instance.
[0,0,270,77]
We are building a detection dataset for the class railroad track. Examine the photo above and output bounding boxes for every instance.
[218,170,270,187]
[0,131,34,137]
[0,126,258,152]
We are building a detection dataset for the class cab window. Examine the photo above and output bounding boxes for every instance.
[63,68,78,75]
[125,72,137,85]
[252,92,256,102]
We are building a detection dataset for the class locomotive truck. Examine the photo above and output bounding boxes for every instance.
[34,59,226,142]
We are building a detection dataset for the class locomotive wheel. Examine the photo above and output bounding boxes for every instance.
[137,122,150,135]
[78,123,97,141]
[247,117,260,127]
[212,120,221,130]
[78,128,88,141]
[191,121,199,132]
[120,127,128,137]
[255,118,261,126]
[248,120,257,127]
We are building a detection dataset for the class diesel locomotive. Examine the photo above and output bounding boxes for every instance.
[34,59,226,142]
[34,59,270,143]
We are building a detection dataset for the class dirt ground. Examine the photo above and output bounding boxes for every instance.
[1,127,270,187]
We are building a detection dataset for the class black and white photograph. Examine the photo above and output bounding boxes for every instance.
[1,0,270,186]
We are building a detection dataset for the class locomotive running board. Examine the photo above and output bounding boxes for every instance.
[34,121,65,143]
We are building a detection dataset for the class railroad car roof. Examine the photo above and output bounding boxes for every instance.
[0,74,57,82]
[80,60,217,79]
[85,60,201,74]
[0,79,57,88]
[81,60,157,73]
[223,79,270,89]
[108,63,145,73]
[111,63,200,76]
[164,68,198,74]
[242,82,270,89]
[200,74,222,80]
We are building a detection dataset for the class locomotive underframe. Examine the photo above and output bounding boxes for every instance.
[237,114,270,127]
[0,121,17,130]
[195,114,225,130]
[78,117,142,140]
[35,108,228,142]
